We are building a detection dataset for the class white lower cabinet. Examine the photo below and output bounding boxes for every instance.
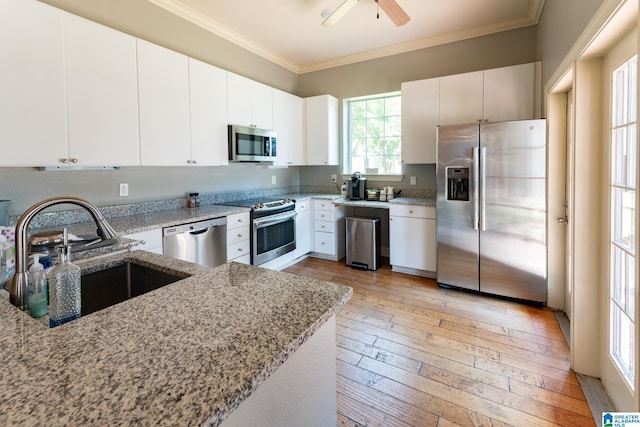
[293,199,311,258]
[311,199,348,261]
[389,205,436,277]
[124,229,163,255]
[227,212,251,264]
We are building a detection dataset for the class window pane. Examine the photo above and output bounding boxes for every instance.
[612,188,636,251]
[612,127,626,186]
[629,57,637,123]
[628,124,637,189]
[612,303,635,382]
[346,93,401,174]
[366,99,384,118]
[385,97,401,116]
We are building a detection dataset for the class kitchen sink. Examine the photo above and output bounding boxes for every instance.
[81,262,188,316]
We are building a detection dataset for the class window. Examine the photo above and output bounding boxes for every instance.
[345,92,401,174]
[610,54,637,388]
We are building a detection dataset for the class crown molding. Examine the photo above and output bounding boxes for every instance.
[299,17,539,74]
[147,0,541,76]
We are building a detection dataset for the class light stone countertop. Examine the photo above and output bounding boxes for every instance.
[332,196,436,208]
[0,250,352,426]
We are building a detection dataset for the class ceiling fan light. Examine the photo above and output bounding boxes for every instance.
[321,0,359,27]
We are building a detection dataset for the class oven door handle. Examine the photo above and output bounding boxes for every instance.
[253,211,297,229]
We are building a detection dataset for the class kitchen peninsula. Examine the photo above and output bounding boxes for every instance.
[0,250,352,426]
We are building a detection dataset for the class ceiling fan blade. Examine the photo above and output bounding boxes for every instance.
[378,0,410,26]
[322,0,359,27]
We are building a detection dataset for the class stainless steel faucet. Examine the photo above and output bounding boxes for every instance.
[8,196,118,310]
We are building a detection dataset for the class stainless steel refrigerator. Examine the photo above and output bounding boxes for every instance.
[436,119,547,303]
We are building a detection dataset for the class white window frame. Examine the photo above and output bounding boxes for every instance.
[610,54,638,389]
[343,92,402,178]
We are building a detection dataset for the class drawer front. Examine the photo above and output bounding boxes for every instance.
[231,253,251,265]
[227,226,249,245]
[124,229,162,252]
[313,199,334,211]
[314,209,335,222]
[227,212,251,230]
[295,200,310,213]
[314,220,335,233]
[227,239,250,261]
[389,204,436,219]
[313,231,334,254]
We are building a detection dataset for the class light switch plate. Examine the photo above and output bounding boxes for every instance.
[410,176,417,186]
[272,175,276,185]
[119,183,129,197]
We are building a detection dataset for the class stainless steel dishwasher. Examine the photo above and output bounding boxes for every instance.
[162,217,227,267]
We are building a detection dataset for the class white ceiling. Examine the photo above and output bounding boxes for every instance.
[147,0,545,74]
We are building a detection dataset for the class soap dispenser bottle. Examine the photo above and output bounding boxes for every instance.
[27,254,48,318]
[48,229,81,327]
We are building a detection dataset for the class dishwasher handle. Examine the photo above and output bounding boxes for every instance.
[163,216,227,237]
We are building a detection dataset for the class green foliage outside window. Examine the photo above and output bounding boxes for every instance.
[347,93,401,174]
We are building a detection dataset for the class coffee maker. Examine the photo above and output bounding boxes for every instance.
[347,172,367,200]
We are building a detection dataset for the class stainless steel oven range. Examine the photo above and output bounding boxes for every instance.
[217,198,296,266]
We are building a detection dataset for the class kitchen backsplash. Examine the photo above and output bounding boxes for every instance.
[8,185,435,230]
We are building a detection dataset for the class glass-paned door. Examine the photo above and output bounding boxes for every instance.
[610,54,638,388]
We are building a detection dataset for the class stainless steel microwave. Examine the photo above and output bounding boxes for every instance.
[228,125,277,162]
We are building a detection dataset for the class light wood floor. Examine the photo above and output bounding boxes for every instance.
[284,257,595,427]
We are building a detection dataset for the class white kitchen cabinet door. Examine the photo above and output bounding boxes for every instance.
[64,12,139,166]
[188,58,228,166]
[0,0,66,166]
[483,63,535,123]
[138,39,191,166]
[227,72,273,130]
[439,71,483,126]
[389,216,436,272]
[293,201,311,258]
[401,78,439,164]
[305,95,339,166]
[273,89,304,166]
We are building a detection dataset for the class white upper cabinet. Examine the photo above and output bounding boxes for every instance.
[227,72,273,130]
[273,89,304,166]
[188,58,228,166]
[305,95,339,166]
[401,78,439,164]
[483,63,535,123]
[438,70,484,126]
[0,0,66,166]
[137,39,191,166]
[64,12,139,166]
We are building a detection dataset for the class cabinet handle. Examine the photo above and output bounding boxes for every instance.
[192,159,198,165]
[238,248,243,252]
[410,210,414,214]
[60,158,69,164]
[237,233,243,238]
[70,158,78,163]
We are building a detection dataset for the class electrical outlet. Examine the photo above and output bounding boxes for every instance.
[331,174,337,183]
[272,175,276,185]
[119,183,129,197]
[410,176,417,186]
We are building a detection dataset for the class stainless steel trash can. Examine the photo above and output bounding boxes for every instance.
[346,217,381,271]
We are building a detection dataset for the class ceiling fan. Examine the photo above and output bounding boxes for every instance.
[322,0,410,27]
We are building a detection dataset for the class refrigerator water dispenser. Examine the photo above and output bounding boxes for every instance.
[446,168,469,201]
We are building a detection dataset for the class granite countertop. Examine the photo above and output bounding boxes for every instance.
[332,196,436,208]
[0,250,352,426]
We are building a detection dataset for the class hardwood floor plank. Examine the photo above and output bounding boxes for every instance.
[283,258,595,427]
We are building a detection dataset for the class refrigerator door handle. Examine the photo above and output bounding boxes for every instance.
[480,146,487,231]
[473,147,480,231]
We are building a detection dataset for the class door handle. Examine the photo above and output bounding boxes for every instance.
[557,217,568,224]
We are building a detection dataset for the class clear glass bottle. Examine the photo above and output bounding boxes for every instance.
[48,242,81,328]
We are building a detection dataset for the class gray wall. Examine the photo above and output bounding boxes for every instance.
[537,0,604,86]
[299,26,538,98]
[297,26,538,189]
[1,166,299,215]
